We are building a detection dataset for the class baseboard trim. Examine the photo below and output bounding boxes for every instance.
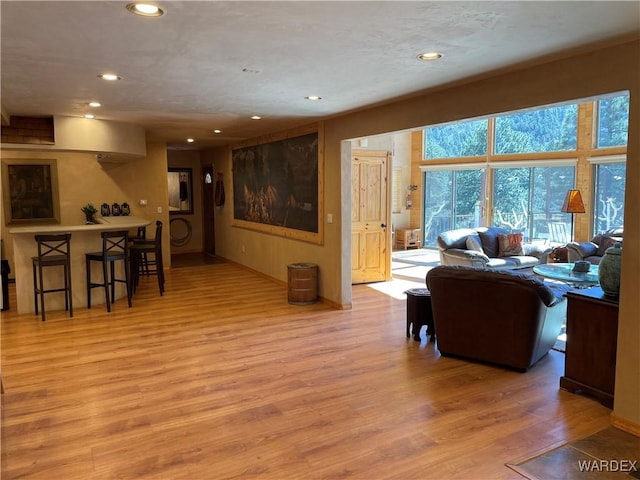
[322,298,352,310]
[611,412,640,437]
[217,256,349,309]
[218,256,285,285]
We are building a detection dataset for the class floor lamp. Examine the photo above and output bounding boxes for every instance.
[561,189,585,242]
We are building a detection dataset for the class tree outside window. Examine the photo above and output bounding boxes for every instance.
[597,94,629,148]
[492,166,575,242]
[423,169,484,246]
[593,162,625,233]
[494,104,577,154]
[424,119,487,159]
[420,94,628,244]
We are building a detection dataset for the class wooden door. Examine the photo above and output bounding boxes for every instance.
[351,150,390,284]
[202,165,215,255]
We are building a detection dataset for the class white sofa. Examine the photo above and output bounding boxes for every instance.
[436,227,549,270]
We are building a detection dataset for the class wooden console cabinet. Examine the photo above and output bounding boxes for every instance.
[560,286,619,408]
[395,228,421,250]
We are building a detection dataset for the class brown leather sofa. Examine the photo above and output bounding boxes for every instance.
[425,265,571,371]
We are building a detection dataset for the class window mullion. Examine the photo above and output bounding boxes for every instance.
[487,117,496,161]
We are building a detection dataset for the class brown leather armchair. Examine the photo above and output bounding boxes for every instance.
[425,265,571,371]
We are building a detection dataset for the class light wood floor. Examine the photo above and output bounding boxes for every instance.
[1,262,611,479]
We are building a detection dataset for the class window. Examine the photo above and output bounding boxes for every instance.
[421,95,628,244]
[596,93,629,148]
[592,161,626,233]
[494,104,578,154]
[424,119,487,159]
[492,165,575,242]
[423,168,484,246]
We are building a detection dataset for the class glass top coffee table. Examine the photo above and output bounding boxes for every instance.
[533,263,599,288]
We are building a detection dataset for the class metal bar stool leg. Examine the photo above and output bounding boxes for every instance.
[124,255,132,307]
[110,260,116,303]
[156,249,165,295]
[66,261,73,317]
[38,262,46,321]
[86,256,92,309]
[33,261,38,316]
[102,256,111,313]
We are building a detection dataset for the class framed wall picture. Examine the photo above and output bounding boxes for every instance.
[231,124,324,244]
[1,158,61,225]
[167,167,194,215]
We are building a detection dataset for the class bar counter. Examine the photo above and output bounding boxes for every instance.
[9,216,150,315]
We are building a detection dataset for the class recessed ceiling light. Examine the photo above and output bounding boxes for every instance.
[84,114,95,119]
[417,52,443,61]
[187,138,195,143]
[213,129,222,134]
[98,73,122,81]
[251,115,262,120]
[89,101,101,108]
[305,95,322,101]
[126,3,165,17]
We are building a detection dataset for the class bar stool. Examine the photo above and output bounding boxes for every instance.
[86,230,132,312]
[130,225,146,242]
[130,221,164,296]
[32,233,73,321]
[129,225,148,276]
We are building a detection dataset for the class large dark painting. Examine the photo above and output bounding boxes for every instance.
[2,159,60,225]
[232,132,319,236]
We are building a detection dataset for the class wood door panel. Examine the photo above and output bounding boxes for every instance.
[363,231,382,268]
[351,232,362,269]
[362,163,383,221]
[351,150,389,284]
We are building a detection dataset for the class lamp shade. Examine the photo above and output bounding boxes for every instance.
[561,189,585,214]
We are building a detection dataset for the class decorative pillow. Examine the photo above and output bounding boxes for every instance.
[465,234,484,252]
[497,233,524,257]
[477,227,508,258]
[596,236,619,256]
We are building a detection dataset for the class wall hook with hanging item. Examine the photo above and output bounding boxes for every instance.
[215,172,225,206]
[168,168,194,215]
[179,173,189,202]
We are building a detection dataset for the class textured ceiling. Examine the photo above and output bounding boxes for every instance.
[1,1,639,149]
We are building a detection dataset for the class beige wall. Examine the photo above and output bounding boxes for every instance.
[203,144,330,293]
[209,39,639,429]
[1,141,170,274]
[53,116,146,157]
[391,132,413,231]
[167,150,203,254]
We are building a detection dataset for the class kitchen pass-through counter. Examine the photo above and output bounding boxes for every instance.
[8,216,150,314]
